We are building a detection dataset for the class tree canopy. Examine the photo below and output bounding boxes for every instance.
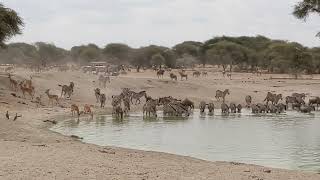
[0,35,319,74]
[0,3,23,47]
[293,0,320,37]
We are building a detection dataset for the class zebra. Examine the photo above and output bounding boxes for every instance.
[215,89,230,102]
[207,102,214,113]
[130,90,147,105]
[230,103,237,113]
[193,71,201,77]
[159,97,189,116]
[236,104,242,113]
[227,72,232,79]
[143,97,159,117]
[257,103,268,113]
[111,94,124,108]
[264,92,282,105]
[99,93,106,108]
[122,95,131,116]
[94,88,101,103]
[221,103,229,114]
[170,73,177,81]
[292,93,306,100]
[245,95,252,108]
[114,106,124,119]
[268,104,278,113]
[165,102,189,116]
[98,75,110,88]
[300,105,315,113]
[157,70,165,78]
[111,94,125,116]
[309,97,320,109]
[58,82,74,99]
[222,70,226,77]
[181,98,194,110]
[285,96,297,109]
[276,103,287,113]
[199,101,206,113]
[251,104,259,113]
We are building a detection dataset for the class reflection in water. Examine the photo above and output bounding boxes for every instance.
[51,109,320,172]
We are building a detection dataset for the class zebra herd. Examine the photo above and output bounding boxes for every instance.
[248,92,319,114]
[94,87,319,119]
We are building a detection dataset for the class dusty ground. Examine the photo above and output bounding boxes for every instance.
[0,67,319,180]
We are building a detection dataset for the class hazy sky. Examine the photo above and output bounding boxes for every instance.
[2,0,319,49]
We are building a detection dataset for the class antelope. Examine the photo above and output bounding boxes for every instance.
[84,104,94,118]
[24,76,33,89]
[202,71,208,77]
[8,74,18,91]
[71,104,81,120]
[35,95,42,107]
[19,82,35,99]
[178,71,188,81]
[45,89,59,106]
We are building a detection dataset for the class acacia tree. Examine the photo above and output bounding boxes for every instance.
[70,44,101,64]
[293,0,320,37]
[150,53,165,67]
[0,3,24,47]
[103,43,132,63]
[35,42,68,66]
[205,41,249,71]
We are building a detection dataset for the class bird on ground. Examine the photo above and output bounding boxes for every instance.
[13,113,22,121]
[5,111,9,119]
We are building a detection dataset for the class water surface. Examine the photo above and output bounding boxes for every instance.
[50,110,320,172]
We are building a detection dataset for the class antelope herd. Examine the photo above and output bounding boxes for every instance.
[4,65,320,122]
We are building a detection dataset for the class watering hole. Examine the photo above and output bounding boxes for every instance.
[50,109,320,172]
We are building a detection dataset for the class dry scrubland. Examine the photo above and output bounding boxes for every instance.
[0,67,319,179]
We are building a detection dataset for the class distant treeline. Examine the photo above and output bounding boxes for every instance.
[1,35,320,74]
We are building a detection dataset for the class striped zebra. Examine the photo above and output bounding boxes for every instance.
[215,89,230,102]
[199,101,206,113]
[143,97,159,117]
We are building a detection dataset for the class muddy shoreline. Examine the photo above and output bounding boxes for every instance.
[1,70,320,179]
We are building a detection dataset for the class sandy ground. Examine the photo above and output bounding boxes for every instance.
[0,67,320,180]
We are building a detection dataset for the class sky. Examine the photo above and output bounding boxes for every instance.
[2,0,320,49]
